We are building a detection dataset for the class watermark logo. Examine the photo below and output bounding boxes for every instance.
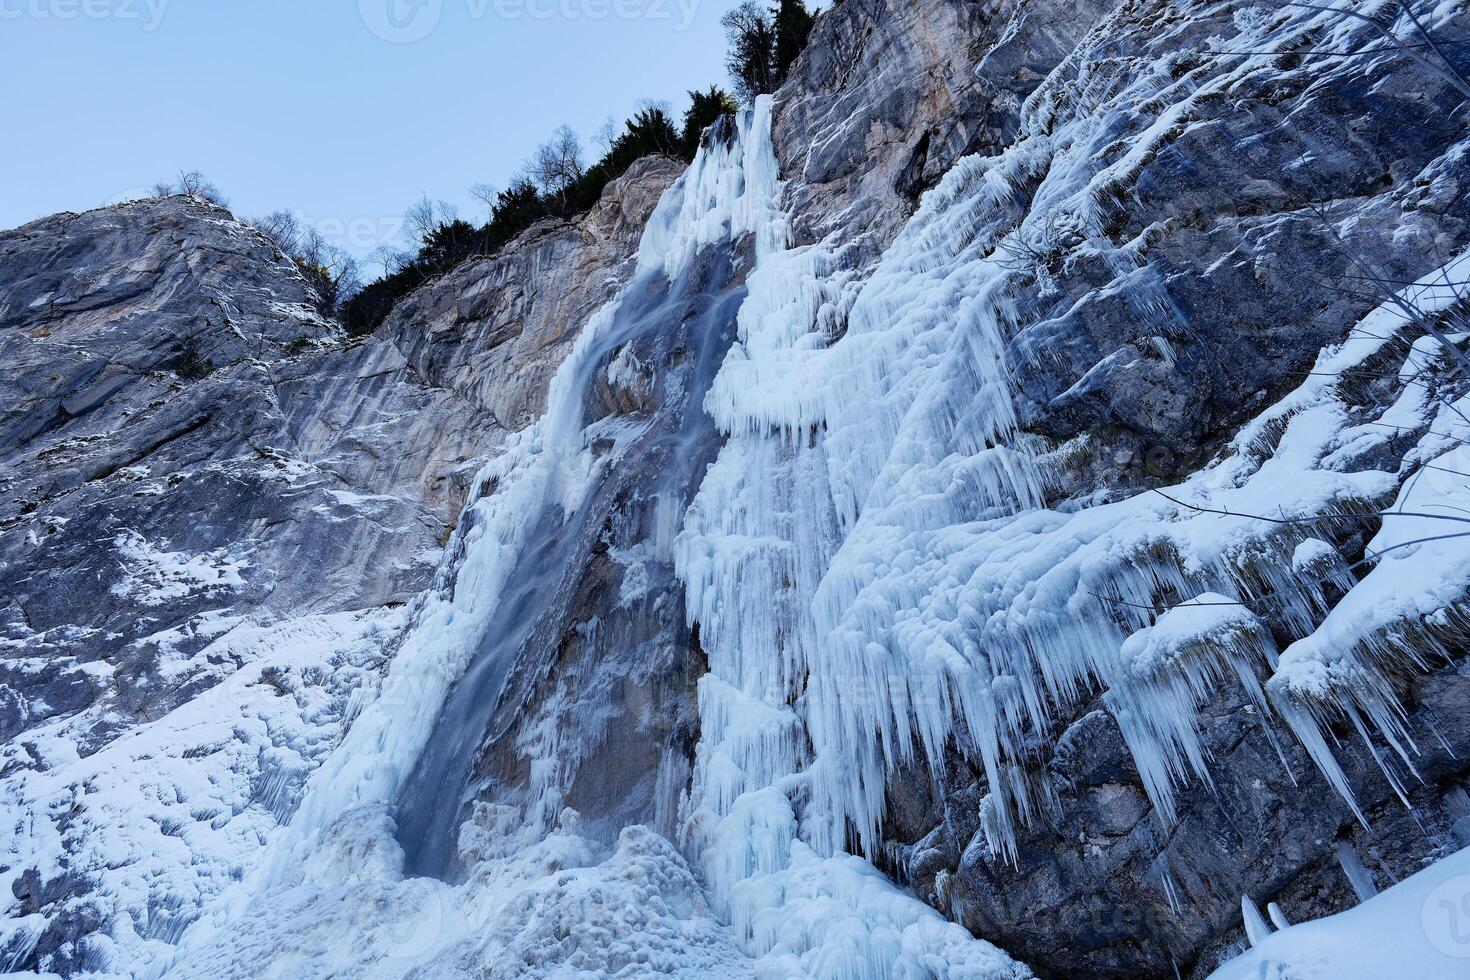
[295,211,409,256]
[1423,873,1470,959]
[380,881,458,963]
[100,187,152,208]
[361,0,701,42]
[0,0,169,30]
[360,0,442,43]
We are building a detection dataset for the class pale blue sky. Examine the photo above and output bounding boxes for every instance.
[0,0,755,264]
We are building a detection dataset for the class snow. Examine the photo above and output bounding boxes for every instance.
[0,610,401,977]
[1265,262,1470,821]
[107,531,249,607]
[1212,846,1470,980]
[168,807,754,980]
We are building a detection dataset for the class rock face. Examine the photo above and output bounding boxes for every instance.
[763,0,1470,976]
[883,667,1470,978]
[0,160,681,973]
[4,1,1470,978]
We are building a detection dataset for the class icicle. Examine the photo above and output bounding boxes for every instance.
[1159,867,1183,916]
[1267,902,1291,931]
[1241,896,1273,948]
[1336,839,1380,902]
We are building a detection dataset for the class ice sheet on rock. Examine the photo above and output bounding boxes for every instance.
[246,101,784,895]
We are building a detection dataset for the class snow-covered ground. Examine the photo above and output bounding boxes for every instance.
[1212,845,1470,980]
[0,609,404,977]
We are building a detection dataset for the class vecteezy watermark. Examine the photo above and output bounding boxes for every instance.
[358,0,442,43]
[1423,873,1470,959]
[360,0,701,43]
[0,0,169,30]
[293,211,409,256]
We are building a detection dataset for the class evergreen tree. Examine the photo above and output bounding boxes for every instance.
[681,86,740,157]
[773,0,816,85]
[722,1,777,104]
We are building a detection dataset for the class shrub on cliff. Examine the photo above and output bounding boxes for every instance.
[343,85,743,338]
[151,170,229,208]
[248,210,362,321]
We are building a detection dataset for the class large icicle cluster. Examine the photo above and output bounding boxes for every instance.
[674,102,1034,978]
[160,99,1033,980]
[681,0,1470,906]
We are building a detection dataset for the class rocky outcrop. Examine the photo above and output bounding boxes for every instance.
[774,0,1116,248]
[0,159,682,973]
[381,156,684,439]
[883,663,1470,978]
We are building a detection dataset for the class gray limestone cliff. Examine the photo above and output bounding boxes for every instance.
[0,158,682,973]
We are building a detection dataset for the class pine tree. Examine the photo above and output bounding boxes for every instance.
[773,0,816,85]
[681,86,740,157]
[722,1,777,104]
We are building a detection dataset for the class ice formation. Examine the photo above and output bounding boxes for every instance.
[13,5,1470,974]
[1209,843,1470,980]
[173,55,1469,979]
[680,17,1470,889]
[149,99,1027,980]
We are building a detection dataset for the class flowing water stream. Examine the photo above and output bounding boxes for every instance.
[395,249,749,877]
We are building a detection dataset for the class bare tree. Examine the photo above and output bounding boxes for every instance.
[524,125,586,205]
[248,209,360,318]
[405,195,437,245]
[402,194,461,249]
[248,210,303,256]
[593,116,621,158]
[152,170,229,207]
[469,182,500,218]
[370,244,414,277]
